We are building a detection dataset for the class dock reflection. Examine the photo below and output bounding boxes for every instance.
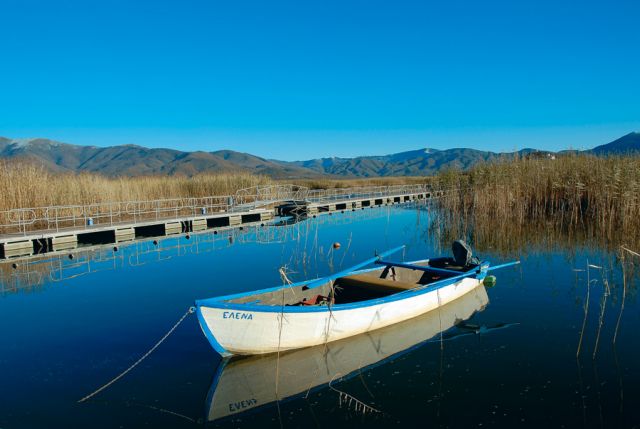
[0,206,399,294]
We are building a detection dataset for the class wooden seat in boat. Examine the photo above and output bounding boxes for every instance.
[335,274,418,295]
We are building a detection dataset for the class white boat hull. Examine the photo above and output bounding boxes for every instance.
[206,285,489,421]
[197,276,482,356]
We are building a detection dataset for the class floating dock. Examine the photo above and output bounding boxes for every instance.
[0,184,443,259]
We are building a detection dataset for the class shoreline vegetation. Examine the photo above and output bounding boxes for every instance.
[432,153,640,252]
[0,160,431,211]
[2,153,640,247]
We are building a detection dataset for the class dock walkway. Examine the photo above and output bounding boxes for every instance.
[0,184,443,259]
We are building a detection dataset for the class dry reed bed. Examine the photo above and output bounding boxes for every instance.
[293,176,433,190]
[435,154,640,251]
[0,161,272,211]
[0,161,433,211]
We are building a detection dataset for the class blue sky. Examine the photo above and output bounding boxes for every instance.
[1,0,638,160]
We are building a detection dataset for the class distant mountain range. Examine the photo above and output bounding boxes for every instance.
[1,132,638,178]
[589,132,640,156]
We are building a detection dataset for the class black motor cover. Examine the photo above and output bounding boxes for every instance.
[452,240,479,267]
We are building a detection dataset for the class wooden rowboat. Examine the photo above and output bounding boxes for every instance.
[205,285,492,422]
[195,242,518,357]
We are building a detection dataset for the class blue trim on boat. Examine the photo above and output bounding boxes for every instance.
[196,263,489,314]
[194,259,428,308]
[195,305,232,357]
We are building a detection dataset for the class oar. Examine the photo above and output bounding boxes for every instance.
[377,259,521,275]
[375,259,463,275]
[487,260,520,271]
[394,259,521,295]
[304,245,405,290]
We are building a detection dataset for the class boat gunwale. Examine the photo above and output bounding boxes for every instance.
[195,245,405,305]
[195,259,489,314]
[195,259,427,306]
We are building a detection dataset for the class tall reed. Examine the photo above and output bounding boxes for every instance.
[0,160,272,210]
[0,160,435,210]
[293,176,433,190]
[434,153,640,252]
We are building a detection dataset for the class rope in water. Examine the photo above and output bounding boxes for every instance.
[77,306,195,403]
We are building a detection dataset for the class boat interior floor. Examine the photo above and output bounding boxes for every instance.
[226,259,478,307]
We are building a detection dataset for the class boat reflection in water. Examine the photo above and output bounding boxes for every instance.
[205,286,491,423]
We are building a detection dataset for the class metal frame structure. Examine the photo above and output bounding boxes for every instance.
[0,183,438,237]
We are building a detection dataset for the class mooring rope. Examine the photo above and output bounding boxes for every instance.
[78,306,195,403]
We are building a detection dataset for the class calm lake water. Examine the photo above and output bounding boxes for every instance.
[0,205,638,428]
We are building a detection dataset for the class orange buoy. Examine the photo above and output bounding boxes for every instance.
[333,242,341,249]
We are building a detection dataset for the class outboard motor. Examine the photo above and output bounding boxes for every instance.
[452,240,480,267]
